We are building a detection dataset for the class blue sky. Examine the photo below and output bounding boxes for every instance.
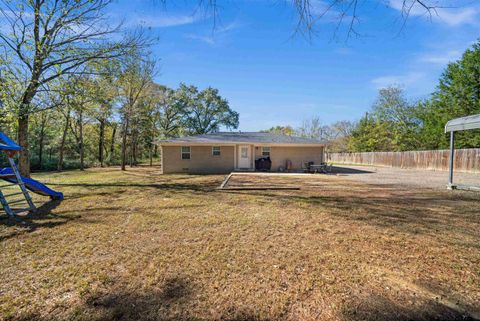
[111,0,480,131]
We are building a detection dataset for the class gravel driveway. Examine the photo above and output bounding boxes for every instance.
[331,165,480,190]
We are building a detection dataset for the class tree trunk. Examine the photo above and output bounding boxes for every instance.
[149,143,153,166]
[129,144,133,167]
[38,114,46,170]
[58,109,71,172]
[18,115,30,177]
[128,132,134,167]
[110,123,117,164]
[98,118,105,167]
[17,75,41,177]
[121,117,129,171]
[131,133,137,167]
[79,110,84,171]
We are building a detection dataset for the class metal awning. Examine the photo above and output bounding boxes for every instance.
[445,114,480,132]
[445,114,480,191]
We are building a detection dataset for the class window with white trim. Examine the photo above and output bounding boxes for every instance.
[262,146,271,157]
[181,146,191,160]
[212,146,221,156]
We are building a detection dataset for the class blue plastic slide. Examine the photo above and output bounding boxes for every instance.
[0,168,64,200]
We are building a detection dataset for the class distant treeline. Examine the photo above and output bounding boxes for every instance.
[0,78,239,171]
[0,0,239,175]
[264,40,480,153]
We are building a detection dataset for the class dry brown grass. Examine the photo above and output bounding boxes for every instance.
[0,167,479,321]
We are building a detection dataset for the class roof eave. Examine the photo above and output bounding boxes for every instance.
[156,141,326,146]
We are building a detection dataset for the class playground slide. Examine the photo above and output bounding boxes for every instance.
[0,168,64,200]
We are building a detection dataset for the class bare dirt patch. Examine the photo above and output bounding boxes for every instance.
[0,167,479,321]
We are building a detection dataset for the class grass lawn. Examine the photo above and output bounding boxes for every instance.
[0,167,479,321]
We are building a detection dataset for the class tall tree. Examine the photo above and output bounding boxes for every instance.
[348,112,394,152]
[157,86,187,139]
[0,0,141,176]
[372,86,420,151]
[30,110,50,169]
[346,86,421,152]
[117,52,156,170]
[417,41,480,149]
[262,126,295,136]
[296,117,332,141]
[136,83,165,166]
[328,120,355,152]
[68,76,94,171]
[55,77,76,171]
[87,61,120,167]
[180,84,239,134]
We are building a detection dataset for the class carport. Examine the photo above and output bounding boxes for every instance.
[445,114,480,191]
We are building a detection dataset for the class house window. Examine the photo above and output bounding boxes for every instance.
[262,147,271,157]
[181,146,191,160]
[212,146,221,156]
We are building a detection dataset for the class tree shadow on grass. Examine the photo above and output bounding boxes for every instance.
[0,199,82,242]
[12,275,479,321]
[54,181,221,193]
[85,277,194,320]
[228,185,480,247]
[15,275,280,321]
[341,292,479,321]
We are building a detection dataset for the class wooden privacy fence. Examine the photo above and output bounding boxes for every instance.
[327,149,480,173]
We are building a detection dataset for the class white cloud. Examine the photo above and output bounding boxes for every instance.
[216,21,243,33]
[124,12,202,28]
[335,47,354,56]
[415,38,477,66]
[185,34,216,45]
[418,49,462,65]
[437,7,478,26]
[388,0,479,26]
[184,20,242,46]
[371,72,425,89]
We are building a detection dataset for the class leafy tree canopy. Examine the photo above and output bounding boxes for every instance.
[179,84,239,134]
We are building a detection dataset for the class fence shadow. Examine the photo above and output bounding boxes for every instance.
[330,166,374,174]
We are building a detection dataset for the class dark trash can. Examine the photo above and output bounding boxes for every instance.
[255,157,272,171]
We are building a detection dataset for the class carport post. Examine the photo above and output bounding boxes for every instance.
[448,131,455,189]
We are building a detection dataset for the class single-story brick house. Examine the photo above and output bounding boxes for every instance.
[157,132,326,174]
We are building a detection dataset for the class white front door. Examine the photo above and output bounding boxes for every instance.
[238,145,251,169]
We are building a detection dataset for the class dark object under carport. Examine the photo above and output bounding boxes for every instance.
[445,114,480,191]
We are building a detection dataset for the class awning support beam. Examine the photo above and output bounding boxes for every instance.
[447,131,456,190]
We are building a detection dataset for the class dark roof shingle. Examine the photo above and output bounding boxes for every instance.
[157,132,325,145]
